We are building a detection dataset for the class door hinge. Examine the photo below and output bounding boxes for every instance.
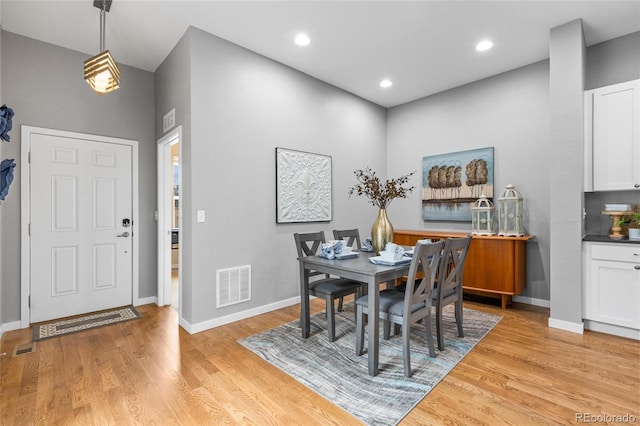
[28,152,31,163]
[28,296,31,308]
[29,224,31,236]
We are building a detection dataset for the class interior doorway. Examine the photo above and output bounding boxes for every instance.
[157,127,181,312]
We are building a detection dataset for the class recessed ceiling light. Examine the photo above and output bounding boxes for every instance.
[380,79,393,88]
[476,40,494,52]
[294,33,311,46]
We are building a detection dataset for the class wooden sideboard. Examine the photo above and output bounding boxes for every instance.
[393,230,535,309]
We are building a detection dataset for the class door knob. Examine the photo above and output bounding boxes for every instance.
[116,231,130,238]
[635,265,640,270]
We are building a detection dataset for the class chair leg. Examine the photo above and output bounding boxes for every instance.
[436,304,444,351]
[383,319,391,340]
[401,322,412,377]
[326,296,336,342]
[455,297,464,338]
[355,305,365,356]
[424,312,436,358]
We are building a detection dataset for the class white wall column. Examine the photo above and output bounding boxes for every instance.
[548,19,586,333]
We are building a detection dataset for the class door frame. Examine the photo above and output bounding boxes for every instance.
[156,126,181,310]
[20,126,139,328]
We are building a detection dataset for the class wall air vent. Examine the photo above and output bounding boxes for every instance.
[163,108,175,133]
[216,265,251,308]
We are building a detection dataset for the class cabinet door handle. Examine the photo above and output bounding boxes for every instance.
[636,265,640,270]
[635,183,640,188]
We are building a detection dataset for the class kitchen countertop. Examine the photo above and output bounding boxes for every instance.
[583,234,640,244]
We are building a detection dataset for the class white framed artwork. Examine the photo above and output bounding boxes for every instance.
[275,147,332,223]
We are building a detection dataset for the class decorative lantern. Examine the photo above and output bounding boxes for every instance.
[498,184,524,236]
[471,193,496,235]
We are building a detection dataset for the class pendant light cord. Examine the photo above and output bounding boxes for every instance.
[99,0,106,52]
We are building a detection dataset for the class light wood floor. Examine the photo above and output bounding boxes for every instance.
[1,298,639,425]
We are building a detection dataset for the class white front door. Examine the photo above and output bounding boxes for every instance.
[29,132,133,323]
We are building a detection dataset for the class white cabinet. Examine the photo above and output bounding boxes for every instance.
[584,79,640,191]
[583,242,640,337]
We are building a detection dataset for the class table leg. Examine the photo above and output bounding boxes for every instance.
[299,262,310,338]
[367,276,379,376]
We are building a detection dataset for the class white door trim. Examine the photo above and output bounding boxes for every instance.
[157,126,181,311]
[20,126,139,328]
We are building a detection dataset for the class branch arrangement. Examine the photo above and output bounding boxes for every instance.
[348,167,415,209]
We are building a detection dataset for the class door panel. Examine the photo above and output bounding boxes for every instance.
[30,133,133,323]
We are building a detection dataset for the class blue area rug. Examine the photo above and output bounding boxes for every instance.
[238,304,501,425]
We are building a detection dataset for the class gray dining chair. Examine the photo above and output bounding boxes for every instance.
[294,231,364,342]
[433,236,471,351]
[355,240,444,377]
[332,228,362,251]
[332,228,364,310]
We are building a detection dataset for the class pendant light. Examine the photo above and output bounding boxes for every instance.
[84,0,120,95]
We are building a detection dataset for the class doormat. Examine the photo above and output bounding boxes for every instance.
[32,306,142,341]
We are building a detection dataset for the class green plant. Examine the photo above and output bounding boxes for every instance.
[616,212,640,228]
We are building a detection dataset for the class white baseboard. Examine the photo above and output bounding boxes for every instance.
[548,317,584,334]
[0,320,22,339]
[512,295,550,308]
[135,296,157,306]
[584,320,640,340]
[182,296,301,335]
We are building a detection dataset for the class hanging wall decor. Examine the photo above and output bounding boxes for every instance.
[0,158,16,201]
[275,147,332,223]
[422,147,494,221]
[0,105,16,201]
[0,105,15,142]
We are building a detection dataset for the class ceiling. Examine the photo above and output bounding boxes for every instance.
[2,1,639,107]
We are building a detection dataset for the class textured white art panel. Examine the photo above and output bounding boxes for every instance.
[276,148,332,223]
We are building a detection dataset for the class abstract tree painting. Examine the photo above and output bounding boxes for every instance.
[422,147,494,221]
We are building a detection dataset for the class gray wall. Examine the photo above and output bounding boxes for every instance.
[156,27,387,325]
[586,32,640,90]
[1,23,637,328]
[155,30,193,320]
[0,32,156,322]
[385,30,639,306]
[386,60,552,301]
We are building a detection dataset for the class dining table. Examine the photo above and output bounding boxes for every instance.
[297,251,412,376]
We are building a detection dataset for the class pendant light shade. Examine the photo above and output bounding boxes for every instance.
[85,50,120,94]
[85,0,120,95]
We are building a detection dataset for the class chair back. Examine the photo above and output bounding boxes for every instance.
[332,228,361,250]
[294,231,326,258]
[294,231,328,279]
[436,236,471,299]
[403,240,444,317]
